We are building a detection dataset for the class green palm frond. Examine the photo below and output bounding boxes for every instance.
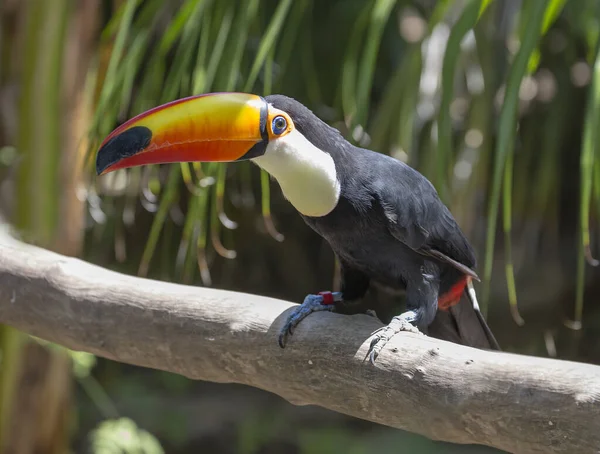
[482,0,553,316]
[573,40,600,329]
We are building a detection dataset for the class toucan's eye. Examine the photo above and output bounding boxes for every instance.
[272,116,287,135]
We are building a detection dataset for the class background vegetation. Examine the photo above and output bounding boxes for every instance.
[1,0,599,452]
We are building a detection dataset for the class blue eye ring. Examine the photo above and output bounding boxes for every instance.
[272,116,287,135]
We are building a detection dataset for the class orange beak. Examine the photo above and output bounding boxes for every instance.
[96,92,272,175]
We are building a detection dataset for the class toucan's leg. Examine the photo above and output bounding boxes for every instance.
[278,291,341,348]
[368,270,439,364]
[278,262,371,348]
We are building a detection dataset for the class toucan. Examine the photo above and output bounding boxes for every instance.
[96,92,500,361]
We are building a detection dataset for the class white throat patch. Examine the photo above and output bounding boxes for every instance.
[252,129,341,217]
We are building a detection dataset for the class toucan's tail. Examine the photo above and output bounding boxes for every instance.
[464,280,500,350]
[428,280,500,350]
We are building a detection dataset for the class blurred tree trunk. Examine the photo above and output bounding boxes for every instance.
[0,1,100,453]
[56,0,99,256]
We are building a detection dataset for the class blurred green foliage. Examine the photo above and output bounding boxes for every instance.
[91,418,164,454]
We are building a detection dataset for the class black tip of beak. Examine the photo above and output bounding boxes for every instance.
[95,126,153,175]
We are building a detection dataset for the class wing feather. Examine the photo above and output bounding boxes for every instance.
[374,161,477,276]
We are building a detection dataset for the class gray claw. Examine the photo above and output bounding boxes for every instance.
[278,331,288,349]
[365,309,378,318]
[369,338,380,365]
[367,314,421,364]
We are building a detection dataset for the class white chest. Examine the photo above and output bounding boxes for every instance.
[252,129,341,217]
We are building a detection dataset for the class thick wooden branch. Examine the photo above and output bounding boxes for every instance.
[0,230,599,453]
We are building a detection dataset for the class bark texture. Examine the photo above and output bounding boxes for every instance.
[0,230,598,454]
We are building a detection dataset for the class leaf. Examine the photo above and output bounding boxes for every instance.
[191,4,212,93]
[354,0,396,128]
[138,166,180,277]
[243,0,293,92]
[341,3,371,126]
[572,42,600,329]
[499,0,566,326]
[70,351,97,378]
[195,182,213,286]
[211,165,237,259]
[157,0,203,55]
[95,0,139,127]
[162,0,207,100]
[260,169,284,242]
[176,190,202,277]
[527,0,568,74]
[300,9,323,104]
[216,0,259,92]
[395,48,422,162]
[274,0,311,90]
[502,144,525,326]
[482,0,548,313]
[90,418,164,454]
[478,0,494,18]
[369,61,407,152]
[437,0,488,200]
[119,31,149,110]
[202,1,235,91]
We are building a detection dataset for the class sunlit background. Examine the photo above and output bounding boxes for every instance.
[0,0,599,452]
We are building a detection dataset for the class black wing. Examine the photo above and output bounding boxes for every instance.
[372,160,478,279]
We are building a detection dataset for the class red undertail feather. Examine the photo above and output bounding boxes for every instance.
[438,276,470,311]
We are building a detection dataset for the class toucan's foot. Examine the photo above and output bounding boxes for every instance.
[367,311,421,365]
[365,309,378,318]
[278,292,342,348]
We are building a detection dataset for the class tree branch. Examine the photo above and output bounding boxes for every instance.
[0,230,599,453]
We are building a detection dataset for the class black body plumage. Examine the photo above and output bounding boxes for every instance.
[266,95,499,350]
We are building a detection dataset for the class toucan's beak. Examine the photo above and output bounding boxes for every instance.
[95,92,270,175]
